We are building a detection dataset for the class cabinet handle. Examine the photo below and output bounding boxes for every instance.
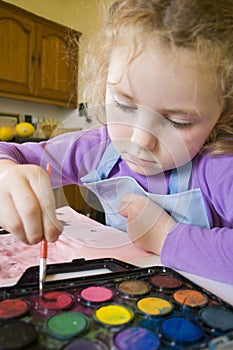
[31,54,35,66]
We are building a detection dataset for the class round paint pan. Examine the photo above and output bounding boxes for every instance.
[173,289,208,309]
[94,304,134,328]
[114,326,160,350]
[47,311,89,340]
[136,296,173,317]
[199,306,233,332]
[38,291,74,310]
[151,275,182,291]
[0,320,38,350]
[63,339,108,350]
[0,298,30,320]
[79,286,113,306]
[116,280,151,298]
[159,316,204,345]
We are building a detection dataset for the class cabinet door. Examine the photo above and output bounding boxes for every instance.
[35,23,78,107]
[0,8,35,95]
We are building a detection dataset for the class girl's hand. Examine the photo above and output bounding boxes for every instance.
[119,193,176,255]
[0,161,63,244]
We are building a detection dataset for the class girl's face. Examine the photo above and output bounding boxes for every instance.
[105,45,223,176]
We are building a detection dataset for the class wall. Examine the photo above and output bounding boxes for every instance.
[0,0,112,128]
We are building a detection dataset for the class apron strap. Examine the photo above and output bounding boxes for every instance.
[168,161,192,194]
[96,142,120,179]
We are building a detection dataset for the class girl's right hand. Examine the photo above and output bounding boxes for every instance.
[0,161,63,244]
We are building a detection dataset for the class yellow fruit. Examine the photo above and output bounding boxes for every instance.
[15,122,34,137]
[0,126,14,141]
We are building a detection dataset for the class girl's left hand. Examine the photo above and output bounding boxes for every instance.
[119,193,177,255]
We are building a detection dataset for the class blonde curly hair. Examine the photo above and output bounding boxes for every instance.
[80,0,233,154]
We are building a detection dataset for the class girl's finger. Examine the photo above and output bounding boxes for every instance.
[29,170,63,242]
[10,182,44,244]
[0,191,31,244]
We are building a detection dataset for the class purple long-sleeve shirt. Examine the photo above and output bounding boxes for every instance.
[0,126,232,283]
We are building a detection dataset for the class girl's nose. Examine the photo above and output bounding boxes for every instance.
[130,126,157,150]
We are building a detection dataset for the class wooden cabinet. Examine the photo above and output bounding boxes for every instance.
[0,1,80,107]
[63,185,93,216]
[0,6,35,96]
[56,184,105,224]
[35,23,78,105]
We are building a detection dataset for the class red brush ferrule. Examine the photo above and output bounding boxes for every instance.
[40,239,48,259]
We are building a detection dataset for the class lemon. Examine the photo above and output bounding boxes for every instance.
[15,122,35,137]
[0,126,14,141]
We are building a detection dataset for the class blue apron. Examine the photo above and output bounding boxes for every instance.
[81,143,210,231]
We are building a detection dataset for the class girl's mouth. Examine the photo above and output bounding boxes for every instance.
[123,153,156,166]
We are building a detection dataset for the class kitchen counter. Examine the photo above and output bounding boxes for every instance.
[11,136,48,143]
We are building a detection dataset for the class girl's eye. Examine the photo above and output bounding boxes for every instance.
[165,116,193,129]
[114,97,137,113]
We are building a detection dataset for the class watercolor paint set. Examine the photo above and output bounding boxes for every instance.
[0,258,233,350]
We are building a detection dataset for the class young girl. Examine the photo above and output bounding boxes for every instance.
[0,0,233,284]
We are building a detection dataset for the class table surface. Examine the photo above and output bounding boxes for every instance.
[1,206,233,306]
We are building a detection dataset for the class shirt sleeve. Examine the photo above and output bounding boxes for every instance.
[0,126,109,188]
[160,154,233,284]
[161,224,233,283]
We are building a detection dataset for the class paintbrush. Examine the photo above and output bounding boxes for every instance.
[39,238,48,298]
[39,163,51,299]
